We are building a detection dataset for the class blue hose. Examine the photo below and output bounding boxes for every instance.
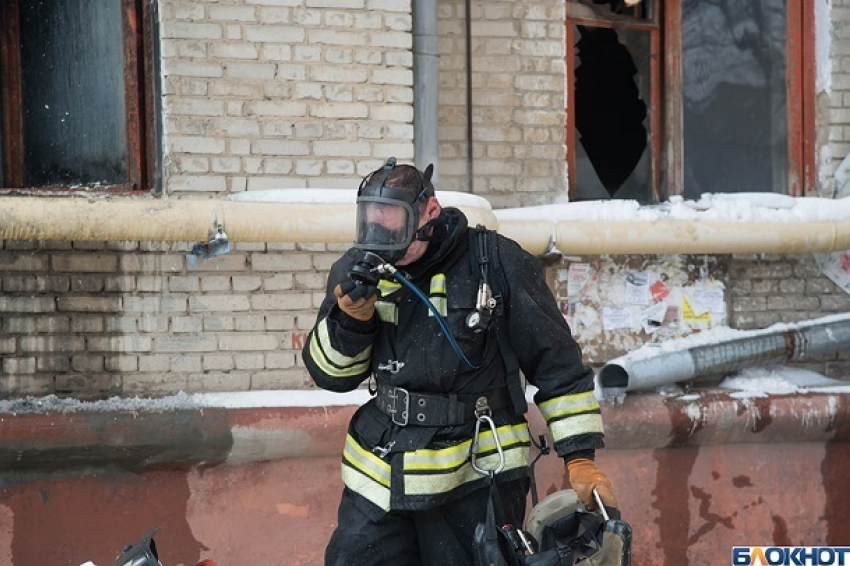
[390,270,481,369]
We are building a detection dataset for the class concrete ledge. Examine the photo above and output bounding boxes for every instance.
[1,390,848,476]
[1,390,849,564]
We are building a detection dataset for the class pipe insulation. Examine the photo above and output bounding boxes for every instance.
[3,194,850,256]
[596,314,850,401]
[0,193,498,244]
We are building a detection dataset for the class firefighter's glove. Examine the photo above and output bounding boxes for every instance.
[335,280,379,322]
[566,458,619,512]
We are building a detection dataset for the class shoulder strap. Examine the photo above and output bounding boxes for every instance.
[471,226,528,416]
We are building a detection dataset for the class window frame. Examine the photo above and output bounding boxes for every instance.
[0,0,159,195]
[565,0,817,201]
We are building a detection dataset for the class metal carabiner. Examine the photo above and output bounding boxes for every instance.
[470,397,506,477]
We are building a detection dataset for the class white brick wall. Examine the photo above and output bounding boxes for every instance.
[160,0,415,195]
[437,1,567,208]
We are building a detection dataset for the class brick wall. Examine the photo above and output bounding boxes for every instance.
[2,1,850,398]
[436,1,568,207]
[160,0,415,194]
[825,1,849,193]
[0,240,350,398]
[728,254,850,378]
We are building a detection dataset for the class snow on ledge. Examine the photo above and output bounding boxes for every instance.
[0,389,373,415]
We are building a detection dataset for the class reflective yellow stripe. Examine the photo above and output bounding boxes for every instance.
[427,273,448,317]
[428,297,447,318]
[548,413,605,444]
[308,319,371,378]
[430,274,446,295]
[403,443,529,496]
[342,434,391,487]
[538,390,600,423]
[342,465,391,511]
[404,423,530,472]
[378,279,402,296]
[341,434,392,511]
[375,301,398,324]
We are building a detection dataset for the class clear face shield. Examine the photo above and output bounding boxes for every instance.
[354,196,418,264]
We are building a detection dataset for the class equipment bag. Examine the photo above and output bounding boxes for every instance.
[473,484,632,566]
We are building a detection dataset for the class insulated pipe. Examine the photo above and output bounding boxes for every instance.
[0,193,498,243]
[413,0,440,177]
[596,314,850,401]
[4,194,850,255]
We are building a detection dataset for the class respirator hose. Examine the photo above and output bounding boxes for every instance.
[385,267,481,369]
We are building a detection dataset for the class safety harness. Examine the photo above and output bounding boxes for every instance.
[372,225,527,427]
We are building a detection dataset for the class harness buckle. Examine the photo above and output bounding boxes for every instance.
[386,386,410,426]
[471,396,505,477]
[378,359,405,374]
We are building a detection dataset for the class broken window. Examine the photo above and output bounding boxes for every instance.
[566,1,659,203]
[566,0,814,201]
[573,26,652,202]
[0,0,158,192]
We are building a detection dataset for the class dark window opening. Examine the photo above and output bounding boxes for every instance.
[681,0,789,198]
[0,0,157,193]
[573,25,651,202]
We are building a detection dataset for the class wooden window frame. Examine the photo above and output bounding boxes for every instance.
[0,0,158,195]
[566,0,817,201]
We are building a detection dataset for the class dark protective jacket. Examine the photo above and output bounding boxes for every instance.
[303,207,604,513]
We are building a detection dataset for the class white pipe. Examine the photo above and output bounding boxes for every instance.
[0,192,497,244]
[2,193,850,256]
[596,314,850,402]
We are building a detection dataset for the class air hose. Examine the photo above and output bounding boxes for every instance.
[378,263,482,369]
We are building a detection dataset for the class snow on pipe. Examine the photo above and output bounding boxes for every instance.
[596,315,850,402]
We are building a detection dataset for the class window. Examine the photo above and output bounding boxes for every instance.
[0,0,158,193]
[566,0,815,202]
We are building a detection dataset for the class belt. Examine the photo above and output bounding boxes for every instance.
[374,382,512,427]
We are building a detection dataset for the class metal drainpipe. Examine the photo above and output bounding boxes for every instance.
[412,0,439,178]
[596,314,850,402]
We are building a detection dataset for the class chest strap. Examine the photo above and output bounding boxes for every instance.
[374,382,511,427]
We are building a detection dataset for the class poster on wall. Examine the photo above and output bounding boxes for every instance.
[814,252,850,294]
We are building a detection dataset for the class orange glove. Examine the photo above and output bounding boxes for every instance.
[335,281,378,322]
[566,458,619,512]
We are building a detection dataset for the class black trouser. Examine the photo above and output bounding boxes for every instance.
[326,480,529,566]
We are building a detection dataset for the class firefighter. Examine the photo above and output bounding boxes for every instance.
[302,158,618,565]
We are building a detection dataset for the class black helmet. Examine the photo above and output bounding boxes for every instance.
[354,157,435,264]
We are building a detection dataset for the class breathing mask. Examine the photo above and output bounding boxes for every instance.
[354,157,435,265]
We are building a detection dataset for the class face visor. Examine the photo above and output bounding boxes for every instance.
[354,196,418,264]
[353,157,435,264]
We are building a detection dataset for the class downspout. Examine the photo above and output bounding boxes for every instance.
[412,0,439,177]
[596,314,850,402]
[464,0,474,191]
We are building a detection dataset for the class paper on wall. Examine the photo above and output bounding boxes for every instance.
[641,302,668,333]
[602,306,640,330]
[625,271,650,305]
[814,252,850,294]
[567,263,591,298]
